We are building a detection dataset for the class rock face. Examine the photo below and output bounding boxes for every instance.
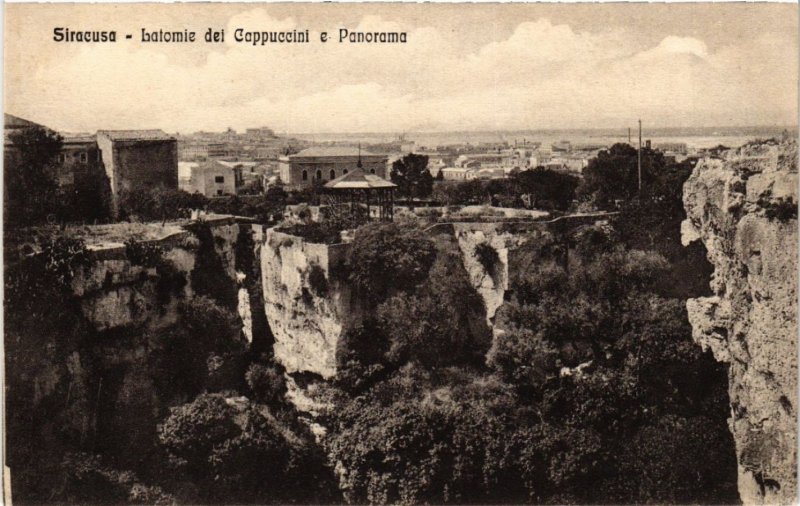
[683,140,797,504]
[452,223,549,324]
[261,221,594,380]
[261,229,353,379]
[453,224,518,324]
[8,217,267,467]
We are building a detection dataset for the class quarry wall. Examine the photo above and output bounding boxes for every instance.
[682,140,797,504]
[261,228,352,379]
[9,217,265,466]
[260,219,594,379]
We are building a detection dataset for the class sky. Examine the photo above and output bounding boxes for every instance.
[4,3,798,134]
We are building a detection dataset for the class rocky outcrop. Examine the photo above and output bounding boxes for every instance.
[261,229,353,379]
[452,223,542,324]
[261,221,594,380]
[8,217,269,469]
[683,140,797,504]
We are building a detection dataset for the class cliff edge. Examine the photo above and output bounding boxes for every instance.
[682,140,797,504]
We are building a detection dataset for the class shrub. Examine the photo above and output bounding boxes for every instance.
[474,242,499,272]
[39,236,92,288]
[245,364,285,404]
[179,296,243,352]
[60,452,174,505]
[346,223,437,301]
[124,239,164,268]
[761,196,797,221]
[276,222,343,244]
[157,393,314,503]
[118,187,202,223]
[415,207,443,221]
[307,263,328,296]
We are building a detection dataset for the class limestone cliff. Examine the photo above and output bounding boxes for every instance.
[7,217,267,469]
[261,229,352,379]
[453,224,519,324]
[452,223,548,324]
[682,140,797,504]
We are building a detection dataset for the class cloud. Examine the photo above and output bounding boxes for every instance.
[636,36,709,60]
[6,8,797,133]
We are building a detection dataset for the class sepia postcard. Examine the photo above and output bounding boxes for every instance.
[3,3,798,505]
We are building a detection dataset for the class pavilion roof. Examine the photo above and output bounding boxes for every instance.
[324,168,397,190]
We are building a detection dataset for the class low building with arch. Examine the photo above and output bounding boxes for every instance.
[278,146,388,188]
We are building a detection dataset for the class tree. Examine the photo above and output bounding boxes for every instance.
[512,167,579,211]
[390,153,433,199]
[157,392,338,504]
[325,366,524,505]
[577,143,666,209]
[346,223,436,301]
[432,179,486,206]
[245,363,286,404]
[118,186,203,224]
[149,297,245,397]
[261,182,288,223]
[157,393,295,502]
[5,125,63,227]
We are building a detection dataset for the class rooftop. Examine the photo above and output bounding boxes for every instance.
[324,167,397,190]
[196,160,238,172]
[290,146,386,158]
[98,129,174,141]
[4,113,46,130]
[63,134,96,144]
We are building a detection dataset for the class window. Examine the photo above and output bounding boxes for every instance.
[215,176,225,183]
[79,152,88,163]
[370,168,376,174]
[302,170,308,181]
[329,169,336,180]
[343,169,349,175]
[315,170,322,180]
[217,190,223,196]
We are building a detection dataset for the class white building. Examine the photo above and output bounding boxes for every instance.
[179,160,242,197]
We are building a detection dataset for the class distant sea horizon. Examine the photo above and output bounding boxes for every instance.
[288,125,797,150]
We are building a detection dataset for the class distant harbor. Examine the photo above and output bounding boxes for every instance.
[291,125,796,150]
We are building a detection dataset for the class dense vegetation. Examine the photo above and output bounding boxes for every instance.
[432,167,580,211]
[4,225,337,505]
[5,140,739,505]
[319,143,737,504]
[390,153,433,199]
[321,221,736,504]
[5,126,114,226]
[117,186,288,225]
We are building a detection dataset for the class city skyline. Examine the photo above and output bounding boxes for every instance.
[4,3,798,134]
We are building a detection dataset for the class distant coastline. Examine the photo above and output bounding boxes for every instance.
[289,125,797,150]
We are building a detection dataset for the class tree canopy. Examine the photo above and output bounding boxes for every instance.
[390,153,433,199]
[5,126,63,227]
[577,143,666,209]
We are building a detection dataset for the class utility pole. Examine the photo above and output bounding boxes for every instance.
[637,119,642,193]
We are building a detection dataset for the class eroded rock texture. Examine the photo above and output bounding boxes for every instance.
[261,229,353,379]
[683,140,797,504]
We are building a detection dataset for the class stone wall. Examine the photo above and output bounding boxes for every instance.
[682,140,797,504]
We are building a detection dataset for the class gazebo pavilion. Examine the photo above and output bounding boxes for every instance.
[321,167,396,225]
